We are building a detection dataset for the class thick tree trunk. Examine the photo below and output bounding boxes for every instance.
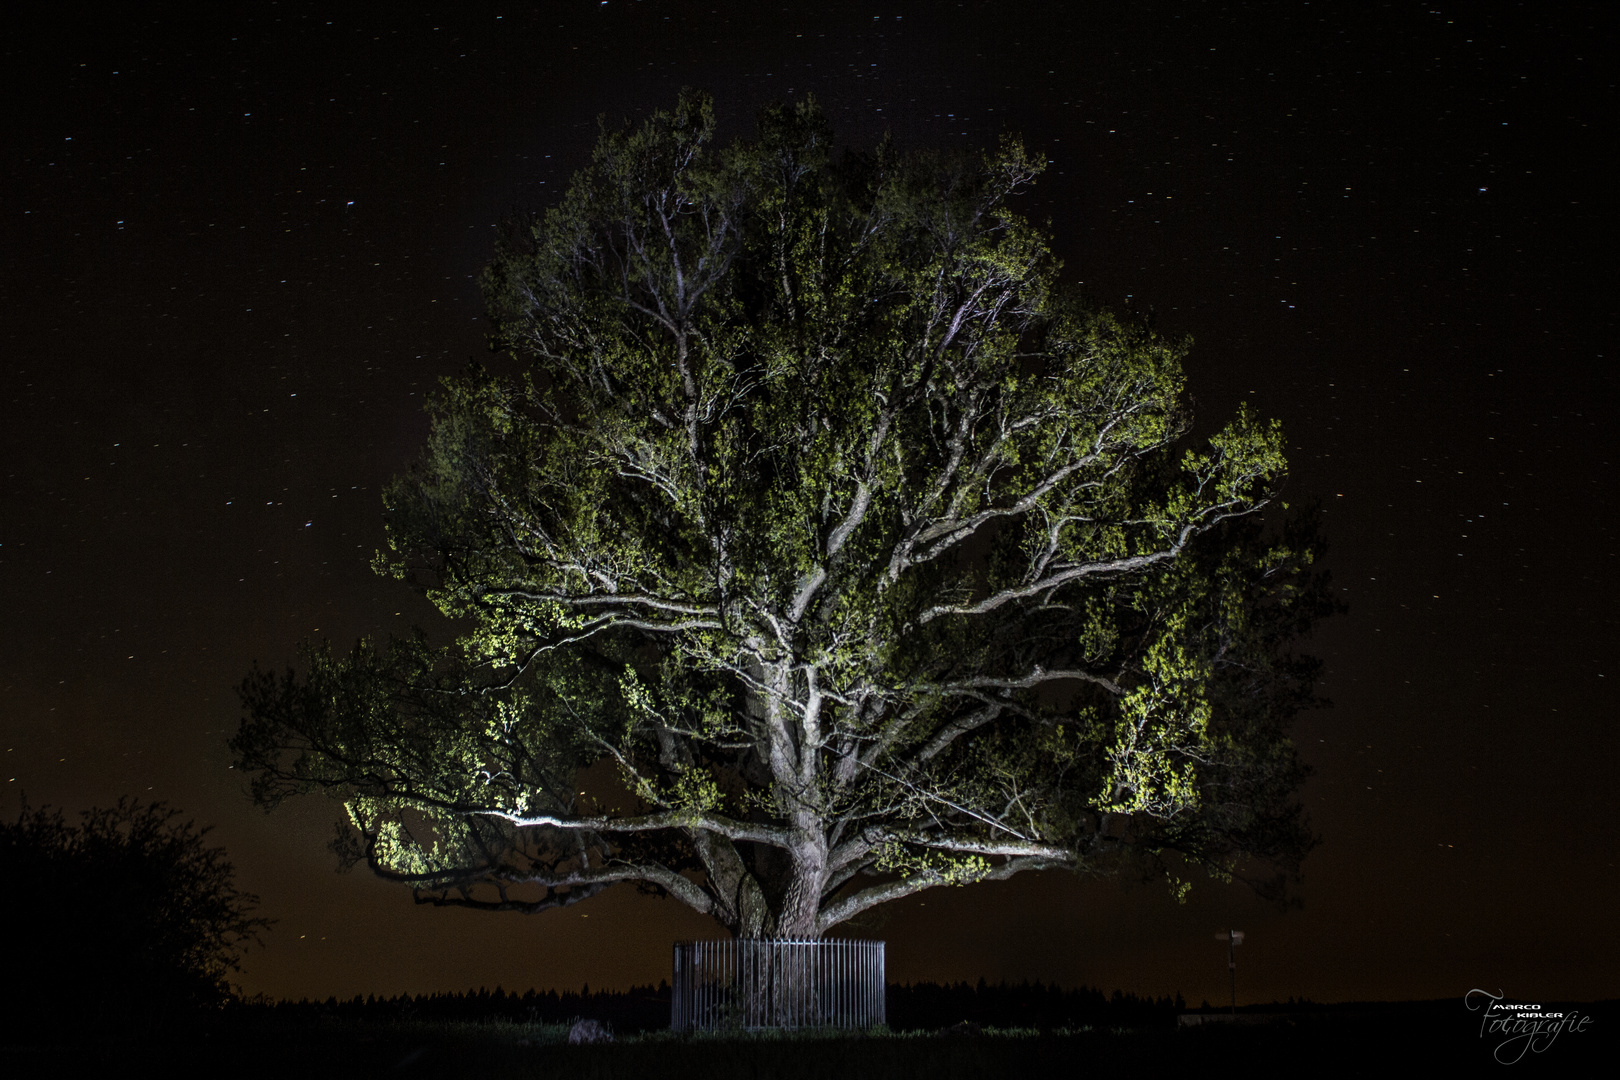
[682,657,836,940]
[776,824,828,939]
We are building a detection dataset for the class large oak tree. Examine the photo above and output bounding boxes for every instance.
[234,93,1332,940]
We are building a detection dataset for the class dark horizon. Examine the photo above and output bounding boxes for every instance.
[3,1,1614,1008]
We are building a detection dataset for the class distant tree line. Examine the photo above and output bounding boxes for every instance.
[264,984,673,1033]
[888,980,1183,1031]
[256,980,1183,1032]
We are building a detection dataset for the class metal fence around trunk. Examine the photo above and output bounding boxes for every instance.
[671,938,886,1031]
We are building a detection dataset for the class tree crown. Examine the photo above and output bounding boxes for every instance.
[235,91,1331,938]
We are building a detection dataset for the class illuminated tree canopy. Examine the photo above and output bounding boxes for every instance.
[233,92,1332,939]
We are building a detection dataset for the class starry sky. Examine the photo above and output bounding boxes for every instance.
[2,0,1614,1007]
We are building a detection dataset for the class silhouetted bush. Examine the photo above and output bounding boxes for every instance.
[0,797,269,1041]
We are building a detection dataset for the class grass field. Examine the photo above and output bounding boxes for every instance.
[2,1011,1610,1079]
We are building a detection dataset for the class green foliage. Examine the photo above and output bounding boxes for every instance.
[233,91,1334,936]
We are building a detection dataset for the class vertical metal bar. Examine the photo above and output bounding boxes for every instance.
[877,941,883,1027]
[848,941,854,1029]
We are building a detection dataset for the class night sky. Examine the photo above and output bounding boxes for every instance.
[3,1,1614,1008]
